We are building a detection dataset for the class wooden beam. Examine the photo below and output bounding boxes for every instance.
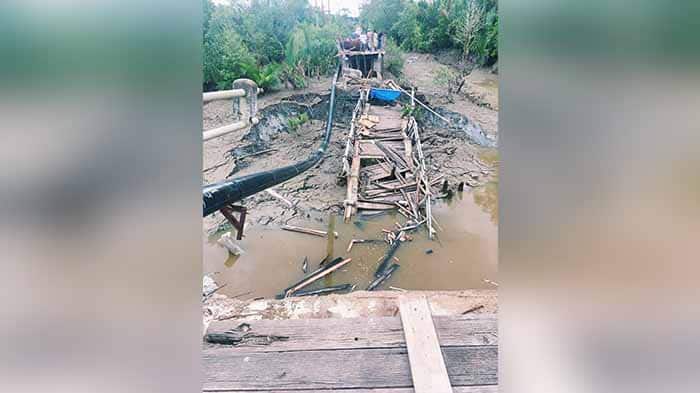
[285,258,352,296]
[208,386,498,393]
[207,315,498,353]
[203,345,497,391]
[399,296,454,393]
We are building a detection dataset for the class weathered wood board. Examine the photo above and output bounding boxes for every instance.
[214,386,498,393]
[207,315,498,353]
[203,345,497,391]
[399,296,453,393]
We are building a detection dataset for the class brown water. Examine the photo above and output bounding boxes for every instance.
[203,186,498,299]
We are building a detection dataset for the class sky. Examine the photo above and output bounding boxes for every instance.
[212,0,365,18]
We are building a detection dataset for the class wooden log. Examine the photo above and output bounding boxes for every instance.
[357,198,398,206]
[285,258,352,297]
[266,189,294,208]
[356,201,397,210]
[291,283,353,297]
[346,238,384,252]
[281,225,338,238]
[367,263,400,291]
[375,235,403,277]
[279,256,341,296]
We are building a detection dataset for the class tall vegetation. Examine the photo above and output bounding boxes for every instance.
[202,0,352,91]
[361,0,498,66]
[202,0,499,91]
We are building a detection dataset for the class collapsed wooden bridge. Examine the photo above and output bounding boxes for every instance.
[341,86,440,238]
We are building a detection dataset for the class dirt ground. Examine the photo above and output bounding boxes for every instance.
[401,52,499,137]
[202,53,499,235]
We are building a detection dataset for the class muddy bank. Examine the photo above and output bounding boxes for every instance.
[402,52,499,137]
[203,289,498,334]
[203,90,498,234]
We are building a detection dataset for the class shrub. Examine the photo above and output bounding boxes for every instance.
[285,23,341,78]
[203,23,256,90]
[384,38,405,76]
[241,62,282,91]
[287,112,309,131]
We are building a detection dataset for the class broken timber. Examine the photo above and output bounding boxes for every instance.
[342,85,439,239]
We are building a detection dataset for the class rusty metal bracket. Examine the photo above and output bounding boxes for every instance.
[220,204,247,240]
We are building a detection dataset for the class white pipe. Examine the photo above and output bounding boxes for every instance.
[203,89,246,102]
[203,87,264,103]
[203,121,248,141]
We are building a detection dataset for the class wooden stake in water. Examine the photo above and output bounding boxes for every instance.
[325,215,336,286]
[326,214,336,261]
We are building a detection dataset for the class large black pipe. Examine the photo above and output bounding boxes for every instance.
[203,64,341,217]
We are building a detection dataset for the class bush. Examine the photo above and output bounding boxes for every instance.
[203,0,348,91]
[360,0,499,67]
[285,23,341,78]
[242,62,282,91]
[452,0,498,65]
[287,112,309,131]
[384,38,404,76]
[203,18,256,90]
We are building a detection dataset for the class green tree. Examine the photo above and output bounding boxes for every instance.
[360,0,407,32]
[203,5,256,90]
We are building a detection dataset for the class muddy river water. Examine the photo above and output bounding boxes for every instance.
[204,183,498,299]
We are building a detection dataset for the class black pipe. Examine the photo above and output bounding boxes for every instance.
[203,64,342,217]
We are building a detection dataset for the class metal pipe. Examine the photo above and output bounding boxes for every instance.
[202,64,341,217]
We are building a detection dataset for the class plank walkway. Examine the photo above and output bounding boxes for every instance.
[344,103,412,220]
[203,307,498,392]
[341,92,438,239]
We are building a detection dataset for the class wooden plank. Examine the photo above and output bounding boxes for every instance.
[207,315,497,353]
[203,345,497,391]
[209,386,498,393]
[359,141,385,157]
[285,258,352,296]
[357,201,397,210]
[400,296,454,393]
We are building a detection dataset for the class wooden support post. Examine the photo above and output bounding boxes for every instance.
[344,135,361,221]
[402,120,414,171]
[220,205,247,240]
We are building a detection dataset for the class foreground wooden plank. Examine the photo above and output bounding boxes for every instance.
[206,315,497,353]
[207,386,498,393]
[203,345,497,391]
[399,296,453,393]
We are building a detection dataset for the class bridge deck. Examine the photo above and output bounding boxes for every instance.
[203,301,498,392]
